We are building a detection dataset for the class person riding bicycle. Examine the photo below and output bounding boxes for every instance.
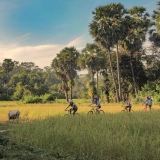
[145,96,153,110]
[65,99,78,115]
[89,97,101,114]
[124,97,132,112]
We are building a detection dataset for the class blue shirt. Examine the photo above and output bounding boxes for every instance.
[145,98,152,105]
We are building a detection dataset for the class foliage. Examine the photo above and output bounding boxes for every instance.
[0,135,75,159]
[0,94,11,101]
[0,2,160,102]
[8,112,160,160]
[21,94,55,104]
[51,47,79,100]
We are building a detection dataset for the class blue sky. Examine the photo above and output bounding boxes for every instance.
[0,0,158,68]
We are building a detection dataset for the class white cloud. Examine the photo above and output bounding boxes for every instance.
[65,37,85,50]
[0,36,86,68]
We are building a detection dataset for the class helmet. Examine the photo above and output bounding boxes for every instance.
[69,99,73,103]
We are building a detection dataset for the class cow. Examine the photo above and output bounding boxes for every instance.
[8,110,20,121]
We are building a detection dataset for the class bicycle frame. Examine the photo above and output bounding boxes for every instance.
[64,109,79,116]
[121,105,133,112]
[88,106,105,114]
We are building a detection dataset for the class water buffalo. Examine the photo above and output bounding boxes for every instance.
[8,110,20,120]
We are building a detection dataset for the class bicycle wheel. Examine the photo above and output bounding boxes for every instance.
[74,113,80,116]
[64,114,69,117]
[142,108,149,111]
[87,111,94,114]
[99,110,105,114]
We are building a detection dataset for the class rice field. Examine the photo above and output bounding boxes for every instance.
[0,101,160,122]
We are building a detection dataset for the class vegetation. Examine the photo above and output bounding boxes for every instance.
[1,1,160,103]
[0,103,160,160]
[1,1,160,159]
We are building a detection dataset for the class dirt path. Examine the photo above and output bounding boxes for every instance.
[0,130,8,133]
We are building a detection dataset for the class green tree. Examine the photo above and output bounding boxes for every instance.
[51,47,79,101]
[89,3,126,102]
[120,6,151,96]
[2,59,15,95]
[78,43,106,101]
[149,1,160,47]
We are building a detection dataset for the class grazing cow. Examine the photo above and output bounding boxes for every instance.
[8,110,20,121]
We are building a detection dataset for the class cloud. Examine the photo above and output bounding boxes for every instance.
[11,33,31,45]
[65,37,85,50]
[0,36,86,68]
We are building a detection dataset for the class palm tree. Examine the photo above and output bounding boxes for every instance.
[78,43,106,101]
[51,47,79,101]
[120,6,152,96]
[51,57,69,101]
[89,3,126,102]
[149,1,160,47]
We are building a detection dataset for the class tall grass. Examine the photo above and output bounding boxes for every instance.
[9,111,160,160]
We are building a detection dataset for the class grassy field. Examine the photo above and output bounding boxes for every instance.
[1,100,159,122]
[0,101,160,159]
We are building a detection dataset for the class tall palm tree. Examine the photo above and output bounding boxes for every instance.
[89,3,126,102]
[51,57,69,101]
[120,6,152,96]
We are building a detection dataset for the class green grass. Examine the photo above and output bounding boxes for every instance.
[7,110,160,160]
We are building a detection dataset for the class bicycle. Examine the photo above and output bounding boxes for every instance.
[121,105,133,113]
[87,106,105,114]
[142,106,154,111]
[64,109,79,117]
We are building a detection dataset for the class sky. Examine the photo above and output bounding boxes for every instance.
[0,0,158,69]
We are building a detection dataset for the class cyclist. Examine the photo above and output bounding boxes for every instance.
[145,96,153,110]
[89,97,101,114]
[124,97,132,112]
[65,99,78,115]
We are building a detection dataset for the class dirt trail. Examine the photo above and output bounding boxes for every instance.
[0,130,8,133]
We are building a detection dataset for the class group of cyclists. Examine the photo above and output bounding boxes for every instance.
[65,97,101,115]
[65,96,153,115]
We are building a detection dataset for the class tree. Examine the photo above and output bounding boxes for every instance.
[51,47,79,101]
[78,43,106,101]
[89,3,127,102]
[2,59,15,95]
[120,6,152,96]
[149,1,160,47]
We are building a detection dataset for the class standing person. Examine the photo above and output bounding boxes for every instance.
[89,97,101,113]
[65,100,78,115]
[145,96,153,110]
[124,97,132,112]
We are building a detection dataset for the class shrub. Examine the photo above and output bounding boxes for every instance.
[0,94,11,101]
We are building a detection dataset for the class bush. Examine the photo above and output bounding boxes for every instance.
[0,94,11,101]
[21,94,55,104]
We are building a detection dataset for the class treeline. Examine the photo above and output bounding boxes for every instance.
[1,2,160,103]
[0,60,91,103]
